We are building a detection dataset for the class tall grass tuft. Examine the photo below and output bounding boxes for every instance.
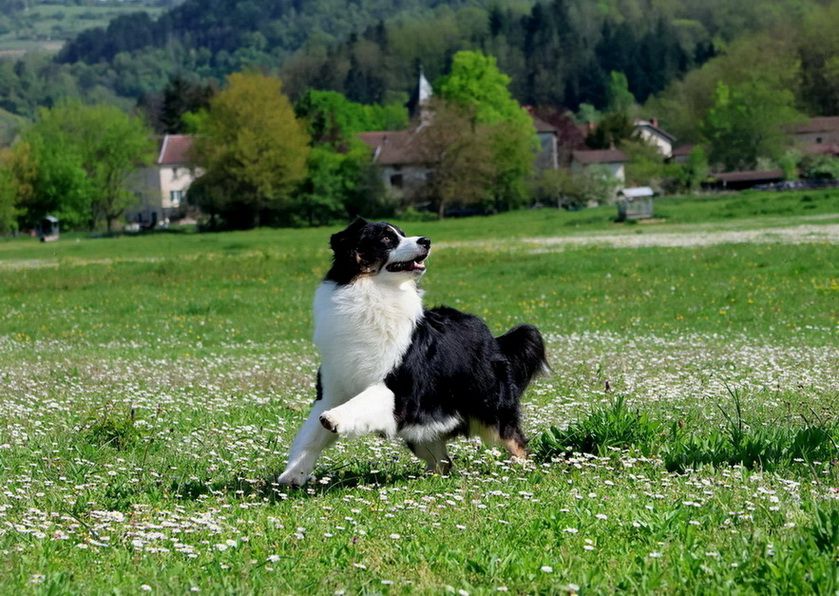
[531,395,662,460]
[533,389,838,473]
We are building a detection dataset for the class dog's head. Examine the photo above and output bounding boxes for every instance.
[326,217,431,285]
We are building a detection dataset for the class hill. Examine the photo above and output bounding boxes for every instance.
[0,0,836,126]
[0,0,174,58]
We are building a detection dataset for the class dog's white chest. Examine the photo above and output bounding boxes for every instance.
[313,279,422,400]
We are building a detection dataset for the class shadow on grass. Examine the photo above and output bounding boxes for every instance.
[169,461,430,503]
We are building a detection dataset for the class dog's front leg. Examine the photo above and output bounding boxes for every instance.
[319,383,397,438]
[278,400,337,487]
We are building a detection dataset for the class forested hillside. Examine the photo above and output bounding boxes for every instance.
[0,0,836,135]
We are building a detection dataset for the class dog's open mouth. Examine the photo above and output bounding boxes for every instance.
[386,253,428,273]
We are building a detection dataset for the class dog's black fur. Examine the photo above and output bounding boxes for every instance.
[327,218,546,453]
[387,307,544,448]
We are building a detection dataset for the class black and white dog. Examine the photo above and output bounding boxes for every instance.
[277,218,547,486]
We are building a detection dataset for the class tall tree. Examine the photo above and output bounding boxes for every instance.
[437,50,536,208]
[417,100,495,218]
[16,102,154,231]
[701,81,802,171]
[192,72,310,228]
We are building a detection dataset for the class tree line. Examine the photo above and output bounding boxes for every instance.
[3,0,837,133]
[0,52,538,233]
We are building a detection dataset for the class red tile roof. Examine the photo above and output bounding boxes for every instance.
[358,130,425,166]
[572,148,628,164]
[158,134,194,165]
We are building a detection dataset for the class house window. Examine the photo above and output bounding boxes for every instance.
[390,174,404,188]
[170,190,183,206]
[816,136,823,144]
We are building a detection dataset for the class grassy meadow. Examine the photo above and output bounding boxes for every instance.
[0,190,837,593]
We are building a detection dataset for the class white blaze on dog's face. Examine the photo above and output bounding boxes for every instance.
[382,225,431,279]
[327,218,431,285]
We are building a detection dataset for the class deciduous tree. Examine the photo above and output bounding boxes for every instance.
[701,81,802,171]
[437,50,536,210]
[192,72,310,228]
[15,102,154,231]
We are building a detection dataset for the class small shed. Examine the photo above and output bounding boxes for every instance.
[617,187,655,221]
[38,215,59,242]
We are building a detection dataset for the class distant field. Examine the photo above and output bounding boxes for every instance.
[0,2,165,56]
[0,194,837,593]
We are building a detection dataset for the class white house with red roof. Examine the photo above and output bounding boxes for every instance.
[127,134,203,227]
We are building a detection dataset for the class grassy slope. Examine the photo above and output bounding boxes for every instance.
[0,2,166,54]
[0,193,837,593]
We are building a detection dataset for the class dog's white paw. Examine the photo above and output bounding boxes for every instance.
[319,412,339,433]
[277,468,311,487]
[319,408,368,437]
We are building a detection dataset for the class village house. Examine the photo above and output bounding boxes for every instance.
[359,73,564,198]
[358,129,427,199]
[127,134,203,227]
[633,118,677,158]
[789,116,839,157]
[570,148,628,184]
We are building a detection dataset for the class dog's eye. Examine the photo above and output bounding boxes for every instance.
[381,236,395,246]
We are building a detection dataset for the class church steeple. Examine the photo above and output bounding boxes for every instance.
[407,66,433,126]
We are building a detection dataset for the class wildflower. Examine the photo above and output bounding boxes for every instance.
[540,565,553,573]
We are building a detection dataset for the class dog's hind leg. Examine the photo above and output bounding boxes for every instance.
[318,383,398,438]
[502,427,528,460]
[470,420,528,461]
[406,440,452,475]
[278,401,338,487]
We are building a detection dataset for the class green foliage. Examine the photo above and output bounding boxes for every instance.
[438,51,530,129]
[0,152,20,234]
[800,155,839,180]
[622,139,673,189]
[83,408,145,451]
[295,89,407,147]
[586,111,633,150]
[437,51,536,210]
[534,388,839,473]
[531,168,584,210]
[606,71,635,114]
[192,72,310,228]
[677,146,710,192]
[702,80,802,171]
[532,395,663,459]
[9,102,153,231]
[662,388,838,472]
[295,143,390,226]
[416,99,496,217]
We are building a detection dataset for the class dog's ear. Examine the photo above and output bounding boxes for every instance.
[330,217,368,254]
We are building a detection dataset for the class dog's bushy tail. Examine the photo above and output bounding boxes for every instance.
[496,324,549,392]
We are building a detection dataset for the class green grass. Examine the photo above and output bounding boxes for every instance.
[0,194,837,593]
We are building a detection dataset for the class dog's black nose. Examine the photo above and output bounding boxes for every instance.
[417,237,431,249]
